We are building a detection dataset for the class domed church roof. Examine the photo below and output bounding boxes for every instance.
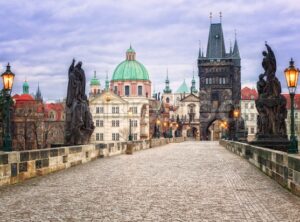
[112,45,149,81]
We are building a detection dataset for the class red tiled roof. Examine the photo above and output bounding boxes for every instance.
[241,87,258,100]
[44,103,64,121]
[282,94,300,110]
[13,93,34,101]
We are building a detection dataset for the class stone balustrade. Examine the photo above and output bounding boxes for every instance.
[220,139,300,197]
[0,137,185,187]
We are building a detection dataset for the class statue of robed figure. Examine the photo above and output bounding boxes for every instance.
[250,44,289,151]
[65,59,94,145]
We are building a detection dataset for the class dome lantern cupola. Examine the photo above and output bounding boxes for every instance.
[126,45,136,61]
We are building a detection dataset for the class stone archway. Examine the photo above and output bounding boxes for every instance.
[207,119,223,141]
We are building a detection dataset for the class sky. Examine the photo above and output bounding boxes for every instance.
[0,0,300,101]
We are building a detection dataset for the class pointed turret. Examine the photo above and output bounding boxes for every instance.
[232,39,240,59]
[206,23,226,58]
[163,69,172,94]
[232,31,241,66]
[35,83,43,101]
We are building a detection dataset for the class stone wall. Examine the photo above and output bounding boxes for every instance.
[0,137,184,187]
[220,140,300,197]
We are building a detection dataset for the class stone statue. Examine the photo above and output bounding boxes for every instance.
[65,59,95,145]
[251,44,289,151]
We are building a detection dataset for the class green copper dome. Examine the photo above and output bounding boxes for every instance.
[112,46,149,81]
[23,80,29,94]
[23,81,29,88]
[176,79,190,93]
[90,71,100,86]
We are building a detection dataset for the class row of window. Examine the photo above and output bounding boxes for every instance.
[95,106,138,114]
[203,67,230,73]
[130,120,138,127]
[129,106,138,114]
[114,85,144,96]
[244,113,256,121]
[95,133,138,141]
[95,119,139,127]
[205,77,228,85]
[244,102,255,109]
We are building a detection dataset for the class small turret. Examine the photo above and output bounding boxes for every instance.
[232,31,241,66]
[23,79,29,94]
[126,44,136,61]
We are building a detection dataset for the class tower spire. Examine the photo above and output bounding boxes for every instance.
[163,68,172,94]
[105,71,109,91]
[219,12,222,23]
[191,68,197,94]
[206,16,226,58]
[209,12,212,24]
[35,82,43,101]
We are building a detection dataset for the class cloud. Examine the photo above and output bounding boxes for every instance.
[0,0,299,99]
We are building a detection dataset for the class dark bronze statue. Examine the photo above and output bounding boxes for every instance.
[65,59,94,145]
[250,44,289,151]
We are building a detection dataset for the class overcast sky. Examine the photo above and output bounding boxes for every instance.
[0,0,300,101]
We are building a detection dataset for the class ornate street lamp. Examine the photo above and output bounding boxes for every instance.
[233,108,240,141]
[163,121,167,138]
[1,63,15,152]
[128,109,133,141]
[284,58,299,153]
[156,119,161,138]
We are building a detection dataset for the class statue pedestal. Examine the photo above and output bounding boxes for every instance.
[249,134,290,152]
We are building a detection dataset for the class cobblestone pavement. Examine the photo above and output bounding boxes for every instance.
[1,141,300,222]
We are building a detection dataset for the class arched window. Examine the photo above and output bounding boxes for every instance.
[166,97,170,103]
[138,86,143,96]
[125,85,130,96]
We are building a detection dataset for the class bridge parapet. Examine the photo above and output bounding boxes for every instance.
[0,137,185,187]
[220,139,300,197]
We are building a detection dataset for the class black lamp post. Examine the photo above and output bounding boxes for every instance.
[128,109,133,141]
[1,63,15,152]
[156,119,161,138]
[284,58,299,153]
[233,108,240,141]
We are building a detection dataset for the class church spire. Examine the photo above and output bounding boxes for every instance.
[35,82,43,101]
[105,72,109,91]
[191,69,198,94]
[163,69,172,94]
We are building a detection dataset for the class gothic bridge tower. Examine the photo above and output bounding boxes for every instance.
[198,19,241,140]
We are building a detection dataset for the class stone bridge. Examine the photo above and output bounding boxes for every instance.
[1,141,300,221]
